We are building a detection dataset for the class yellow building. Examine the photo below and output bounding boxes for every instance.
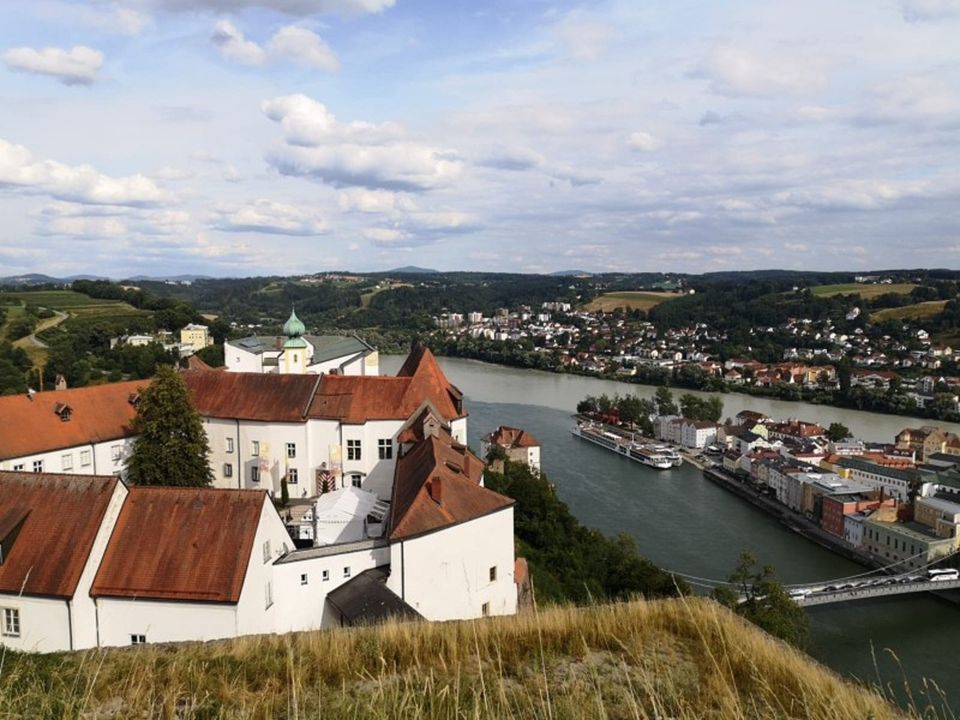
[180,323,213,352]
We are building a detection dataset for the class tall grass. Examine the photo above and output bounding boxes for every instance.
[0,597,947,719]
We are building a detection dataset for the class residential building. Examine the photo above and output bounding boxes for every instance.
[895,426,949,462]
[862,513,957,570]
[480,426,542,472]
[837,457,928,503]
[679,419,718,449]
[180,323,213,353]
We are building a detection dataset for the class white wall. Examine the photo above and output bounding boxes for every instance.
[388,508,517,621]
[340,420,403,500]
[235,496,292,636]
[272,544,391,633]
[0,595,72,653]
[0,436,135,478]
[95,597,237,647]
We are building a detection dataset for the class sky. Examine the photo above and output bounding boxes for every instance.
[0,0,959,278]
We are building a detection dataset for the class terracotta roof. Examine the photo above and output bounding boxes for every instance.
[0,472,120,599]
[482,425,541,449]
[0,380,146,460]
[389,435,513,540]
[182,370,320,422]
[92,487,270,603]
[310,346,464,423]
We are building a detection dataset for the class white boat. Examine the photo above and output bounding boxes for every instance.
[572,423,673,470]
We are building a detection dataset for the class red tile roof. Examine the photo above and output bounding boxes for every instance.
[183,371,321,422]
[0,380,146,460]
[91,487,270,603]
[310,345,464,423]
[0,472,120,599]
[389,435,513,540]
[482,425,541,449]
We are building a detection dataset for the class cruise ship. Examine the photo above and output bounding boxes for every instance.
[571,422,674,470]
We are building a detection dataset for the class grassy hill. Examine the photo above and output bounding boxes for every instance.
[584,291,681,312]
[810,283,918,299]
[871,300,949,323]
[0,598,930,720]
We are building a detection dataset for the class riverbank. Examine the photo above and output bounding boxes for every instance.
[434,348,960,426]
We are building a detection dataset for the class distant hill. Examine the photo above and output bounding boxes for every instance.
[125,274,213,282]
[386,266,438,275]
[0,273,65,286]
[550,269,593,277]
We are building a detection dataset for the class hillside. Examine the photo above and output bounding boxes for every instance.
[0,598,924,719]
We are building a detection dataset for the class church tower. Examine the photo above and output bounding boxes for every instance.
[280,308,308,375]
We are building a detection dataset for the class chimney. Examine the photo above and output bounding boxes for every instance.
[55,374,67,391]
[428,476,443,505]
[275,336,283,349]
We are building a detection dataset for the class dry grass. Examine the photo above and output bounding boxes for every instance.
[810,283,918,299]
[584,291,681,312]
[871,300,948,323]
[0,597,943,720]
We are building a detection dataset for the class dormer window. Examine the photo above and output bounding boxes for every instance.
[54,403,72,422]
[128,392,141,407]
[0,509,30,567]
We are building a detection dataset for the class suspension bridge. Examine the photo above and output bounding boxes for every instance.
[670,549,960,608]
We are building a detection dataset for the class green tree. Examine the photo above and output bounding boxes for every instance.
[826,422,851,442]
[655,386,678,415]
[713,552,809,648]
[125,365,213,487]
[280,477,290,506]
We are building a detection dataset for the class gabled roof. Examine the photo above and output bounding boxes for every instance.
[389,435,513,541]
[310,346,464,423]
[326,566,421,626]
[0,380,145,460]
[92,487,269,603]
[482,425,541,449]
[0,472,120,599]
[183,370,320,422]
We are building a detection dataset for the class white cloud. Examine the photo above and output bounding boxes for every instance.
[3,45,104,85]
[772,178,946,211]
[222,164,243,182]
[784,242,809,252]
[211,19,265,65]
[557,12,612,62]
[263,94,463,191]
[268,26,339,71]
[548,164,602,186]
[407,211,478,232]
[44,216,127,238]
[627,131,662,152]
[695,45,825,96]
[645,210,703,225]
[363,227,407,244]
[900,0,960,21]
[0,139,167,206]
[213,199,329,235]
[152,166,195,181]
[337,188,417,213]
[153,0,394,16]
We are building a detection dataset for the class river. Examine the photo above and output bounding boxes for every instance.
[383,356,960,705]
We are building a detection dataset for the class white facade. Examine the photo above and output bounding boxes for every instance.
[226,337,378,377]
[387,508,517,621]
[680,422,717,449]
[0,437,135,478]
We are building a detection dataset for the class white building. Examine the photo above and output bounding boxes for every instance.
[480,425,542,472]
[0,380,145,477]
[679,420,718,449]
[226,310,378,376]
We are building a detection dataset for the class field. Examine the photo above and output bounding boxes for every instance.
[871,300,949,323]
[810,283,918,299]
[0,597,935,720]
[584,290,681,312]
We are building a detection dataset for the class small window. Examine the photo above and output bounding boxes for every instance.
[226,437,234,453]
[322,570,330,582]
[263,540,271,564]
[252,441,260,457]
[79,450,91,467]
[347,439,361,461]
[265,581,273,609]
[378,438,393,460]
[251,466,260,483]
[489,566,497,582]
[2,608,20,637]
[224,463,233,478]
[61,453,73,472]
[481,602,490,617]
[130,634,146,645]
[351,474,362,488]
[343,566,351,578]
[13,464,24,472]
[287,468,298,484]
[300,573,308,586]
[111,446,122,462]
[32,460,43,473]
[286,443,296,459]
